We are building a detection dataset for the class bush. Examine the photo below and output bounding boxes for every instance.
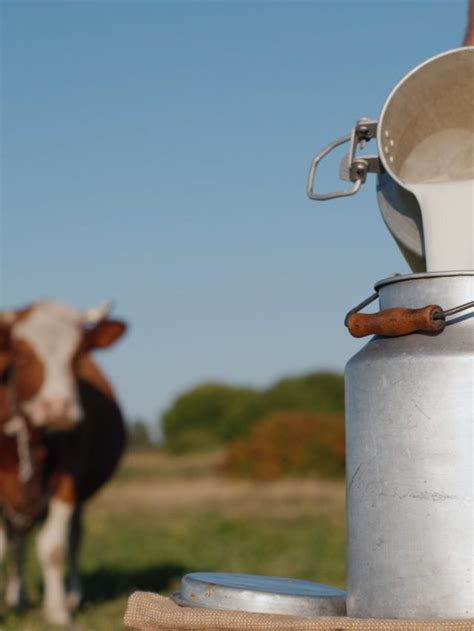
[162,383,255,453]
[221,411,345,480]
[220,372,344,442]
[161,372,345,453]
[267,372,344,413]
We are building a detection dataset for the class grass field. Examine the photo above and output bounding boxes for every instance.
[1,450,346,630]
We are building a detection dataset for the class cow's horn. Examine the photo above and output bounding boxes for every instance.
[83,301,113,325]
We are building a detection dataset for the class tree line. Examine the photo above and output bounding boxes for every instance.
[161,371,344,453]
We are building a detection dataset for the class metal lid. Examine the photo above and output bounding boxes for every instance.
[171,572,346,617]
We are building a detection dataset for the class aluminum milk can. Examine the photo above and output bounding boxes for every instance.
[344,272,474,618]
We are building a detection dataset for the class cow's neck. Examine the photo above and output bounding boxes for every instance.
[0,357,46,524]
[4,416,34,484]
[0,390,15,433]
[0,406,46,527]
[0,356,29,433]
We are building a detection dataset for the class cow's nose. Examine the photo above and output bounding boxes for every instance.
[40,397,76,420]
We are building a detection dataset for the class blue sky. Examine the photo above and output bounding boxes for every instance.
[1,0,468,428]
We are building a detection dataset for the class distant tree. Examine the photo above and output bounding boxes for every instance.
[127,418,154,451]
[162,383,256,453]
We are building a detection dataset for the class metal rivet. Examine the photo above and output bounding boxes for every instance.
[384,146,389,154]
[385,130,390,138]
[389,156,394,163]
[390,139,395,147]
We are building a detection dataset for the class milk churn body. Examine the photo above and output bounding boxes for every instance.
[345,272,474,619]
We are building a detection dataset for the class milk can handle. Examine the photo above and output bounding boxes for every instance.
[306,119,381,201]
[346,305,445,338]
[345,295,474,338]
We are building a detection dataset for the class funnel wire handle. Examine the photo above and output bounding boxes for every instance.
[307,133,371,201]
[307,133,362,200]
[307,119,381,201]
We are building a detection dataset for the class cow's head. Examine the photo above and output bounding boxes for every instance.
[0,300,126,430]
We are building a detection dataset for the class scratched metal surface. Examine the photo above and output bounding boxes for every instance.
[345,272,474,618]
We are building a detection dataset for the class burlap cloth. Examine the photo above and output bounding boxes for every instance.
[124,592,474,631]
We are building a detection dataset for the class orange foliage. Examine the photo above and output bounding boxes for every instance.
[220,411,345,480]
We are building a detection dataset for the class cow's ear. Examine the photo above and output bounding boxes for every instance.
[0,306,29,352]
[83,320,127,350]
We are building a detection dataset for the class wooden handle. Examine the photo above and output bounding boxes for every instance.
[347,305,445,338]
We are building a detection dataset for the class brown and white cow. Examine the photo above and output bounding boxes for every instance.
[0,299,127,625]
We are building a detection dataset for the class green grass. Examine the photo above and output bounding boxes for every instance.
[1,450,346,630]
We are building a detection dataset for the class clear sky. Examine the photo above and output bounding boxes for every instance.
[1,0,468,429]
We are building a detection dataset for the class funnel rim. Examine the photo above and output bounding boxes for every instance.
[376,46,474,189]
